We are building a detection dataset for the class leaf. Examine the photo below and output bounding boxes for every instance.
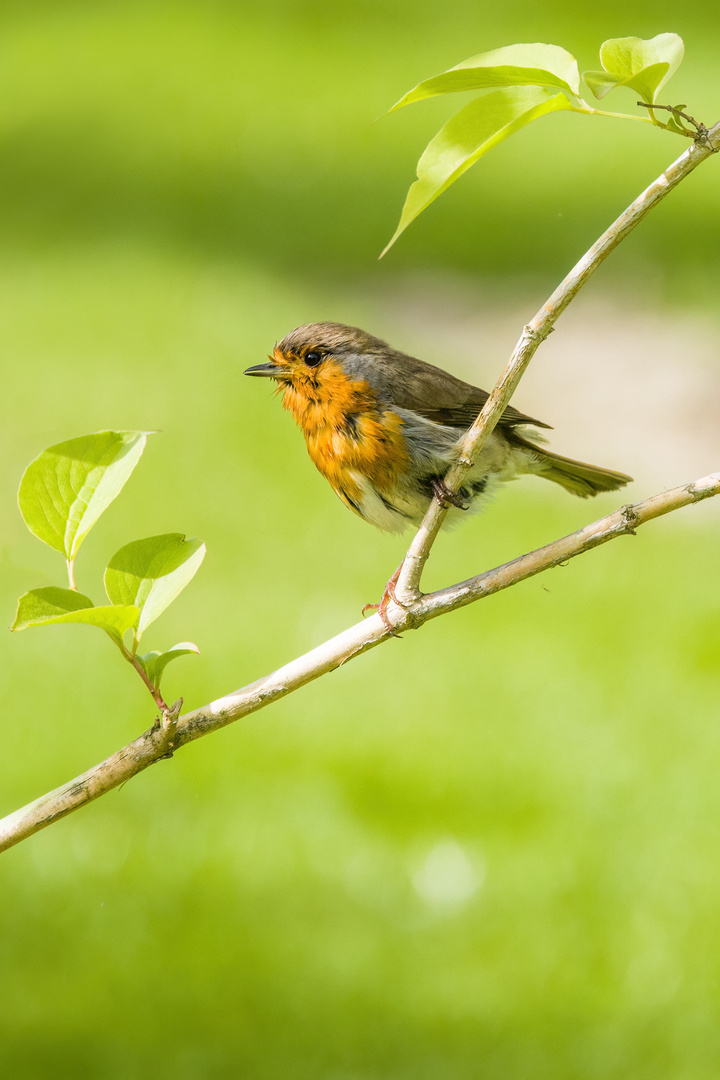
[665,110,690,135]
[140,641,200,689]
[383,87,574,255]
[583,34,684,103]
[11,587,138,641]
[391,43,580,109]
[18,431,151,559]
[104,533,206,640]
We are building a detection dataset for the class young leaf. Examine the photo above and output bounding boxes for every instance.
[140,641,200,689]
[583,34,684,103]
[18,431,151,560]
[665,110,690,135]
[12,587,138,641]
[383,87,574,255]
[391,43,581,110]
[104,533,206,640]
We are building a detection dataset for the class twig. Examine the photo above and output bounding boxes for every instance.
[1,473,718,854]
[636,101,709,140]
[394,120,720,605]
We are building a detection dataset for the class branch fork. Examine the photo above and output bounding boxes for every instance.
[154,697,183,757]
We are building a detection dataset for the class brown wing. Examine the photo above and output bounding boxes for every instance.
[379,350,552,431]
[421,399,551,430]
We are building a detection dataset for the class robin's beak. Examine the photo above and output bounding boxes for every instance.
[243,361,287,380]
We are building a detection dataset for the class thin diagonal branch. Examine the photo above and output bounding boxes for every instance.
[395,120,720,604]
[1,472,718,854]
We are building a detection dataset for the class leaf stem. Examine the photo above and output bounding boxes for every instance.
[573,105,655,125]
[67,558,77,591]
[111,634,169,712]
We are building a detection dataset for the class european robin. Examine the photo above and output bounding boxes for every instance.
[245,322,632,533]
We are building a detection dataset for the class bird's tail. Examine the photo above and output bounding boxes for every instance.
[512,434,632,498]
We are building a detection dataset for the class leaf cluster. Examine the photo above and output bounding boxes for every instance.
[13,432,205,708]
[383,34,687,253]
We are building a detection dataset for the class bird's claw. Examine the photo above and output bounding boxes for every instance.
[362,563,406,638]
[431,479,469,510]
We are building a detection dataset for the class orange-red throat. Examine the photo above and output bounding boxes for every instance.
[269,345,410,508]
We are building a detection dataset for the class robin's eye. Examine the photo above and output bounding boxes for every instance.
[304,351,323,367]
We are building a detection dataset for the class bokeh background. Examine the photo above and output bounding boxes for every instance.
[1,2,719,1077]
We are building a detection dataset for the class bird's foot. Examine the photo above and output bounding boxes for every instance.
[362,562,407,638]
[431,478,469,510]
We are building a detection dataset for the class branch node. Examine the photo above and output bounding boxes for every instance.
[157,698,183,758]
[522,324,551,345]
[620,504,639,535]
[685,475,720,503]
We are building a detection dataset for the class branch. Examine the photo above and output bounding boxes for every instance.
[1,473,718,853]
[2,124,719,855]
[395,120,720,603]
[419,473,720,619]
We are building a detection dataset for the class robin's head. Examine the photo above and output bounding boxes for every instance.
[244,322,401,401]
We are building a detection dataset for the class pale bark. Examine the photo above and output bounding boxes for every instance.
[1,125,718,855]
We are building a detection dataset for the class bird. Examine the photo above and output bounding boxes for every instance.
[244,321,632,535]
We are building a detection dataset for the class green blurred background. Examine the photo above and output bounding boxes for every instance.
[1,1,719,1077]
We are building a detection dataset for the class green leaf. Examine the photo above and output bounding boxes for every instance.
[665,109,690,135]
[18,431,150,559]
[391,43,580,109]
[583,34,684,103]
[140,641,200,689]
[11,587,138,641]
[104,533,206,640]
[383,87,574,255]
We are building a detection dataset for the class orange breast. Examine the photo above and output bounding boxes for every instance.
[281,359,409,508]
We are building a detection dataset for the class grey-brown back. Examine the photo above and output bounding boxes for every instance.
[278,322,550,431]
